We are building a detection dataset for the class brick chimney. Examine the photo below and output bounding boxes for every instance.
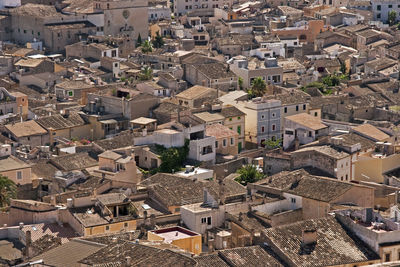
[302,228,317,246]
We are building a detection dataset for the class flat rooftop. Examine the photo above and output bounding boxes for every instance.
[151,227,199,243]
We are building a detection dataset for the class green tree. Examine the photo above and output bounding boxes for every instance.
[322,75,340,87]
[141,40,153,54]
[139,66,153,81]
[0,175,16,208]
[136,33,143,48]
[340,62,347,74]
[263,138,282,150]
[235,165,264,185]
[152,31,165,48]
[388,10,397,26]
[238,77,244,90]
[156,140,189,173]
[248,77,266,98]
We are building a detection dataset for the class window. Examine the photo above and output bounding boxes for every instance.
[272,113,275,117]
[230,138,234,145]
[215,141,218,148]
[377,13,381,19]
[388,4,392,8]
[272,124,276,131]
[207,217,212,225]
[237,116,241,120]
[261,115,265,119]
[38,32,40,36]
[229,117,232,121]
[223,139,227,147]
[284,107,287,113]
[308,131,312,137]
[68,91,74,97]
[385,253,391,262]
[291,197,296,203]
[261,126,265,133]
[17,171,22,180]
[345,174,348,180]
[296,105,299,111]
[201,217,207,224]
[124,222,128,227]
[314,112,318,117]
[23,30,26,34]
[303,104,306,110]
[315,130,319,134]
[237,126,241,135]
[105,226,110,231]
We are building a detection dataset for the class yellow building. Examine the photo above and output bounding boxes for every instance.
[148,226,202,255]
[0,155,32,185]
[354,149,400,184]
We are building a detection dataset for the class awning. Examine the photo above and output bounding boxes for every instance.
[100,119,118,124]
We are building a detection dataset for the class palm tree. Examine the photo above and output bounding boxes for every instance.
[249,77,267,97]
[235,165,264,185]
[139,66,153,81]
[141,40,153,54]
[0,175,16,208]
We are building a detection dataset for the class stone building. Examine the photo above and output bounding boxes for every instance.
[94,0,149,41]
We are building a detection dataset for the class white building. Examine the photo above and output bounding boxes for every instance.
[149,5,171,21]
[173,0,232,16]
[371,0,400,22]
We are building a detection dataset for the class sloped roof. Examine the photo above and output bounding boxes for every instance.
[36,113,85,130]
[49,153,97,172]
[256,169,353,202]
[31,239,105,267]
[5,120,47,137]
[218,246,283,267]
[263,216,380,267]
[98,151,122,161]
[21,223,78,244]
[176,85,216,100]
[206,123,238,139]
[140,173,246,207]
[353,124,390,142]
[285,113,327,130]
[0,156,31,172]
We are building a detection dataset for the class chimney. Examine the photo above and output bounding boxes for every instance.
[128,231,135,241]
[26,230,32,246]
[302,228,317,246]
[125,256,132,266]
[50,196,56,206]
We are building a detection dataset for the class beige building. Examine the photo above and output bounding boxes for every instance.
[96,150,141,184]
[94,0,148,41]
[0,156,32,185]
[283,113,329,150]
[5,120,49,147]
[219,106,246,152]
[36,112,92,145]
[250,169,375,220]
[206,123,239,156]
[148,226,202,255]
[228,56,283,89]
[9,4,97,52]
[175,85,217,108]
[0,87,28,120]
